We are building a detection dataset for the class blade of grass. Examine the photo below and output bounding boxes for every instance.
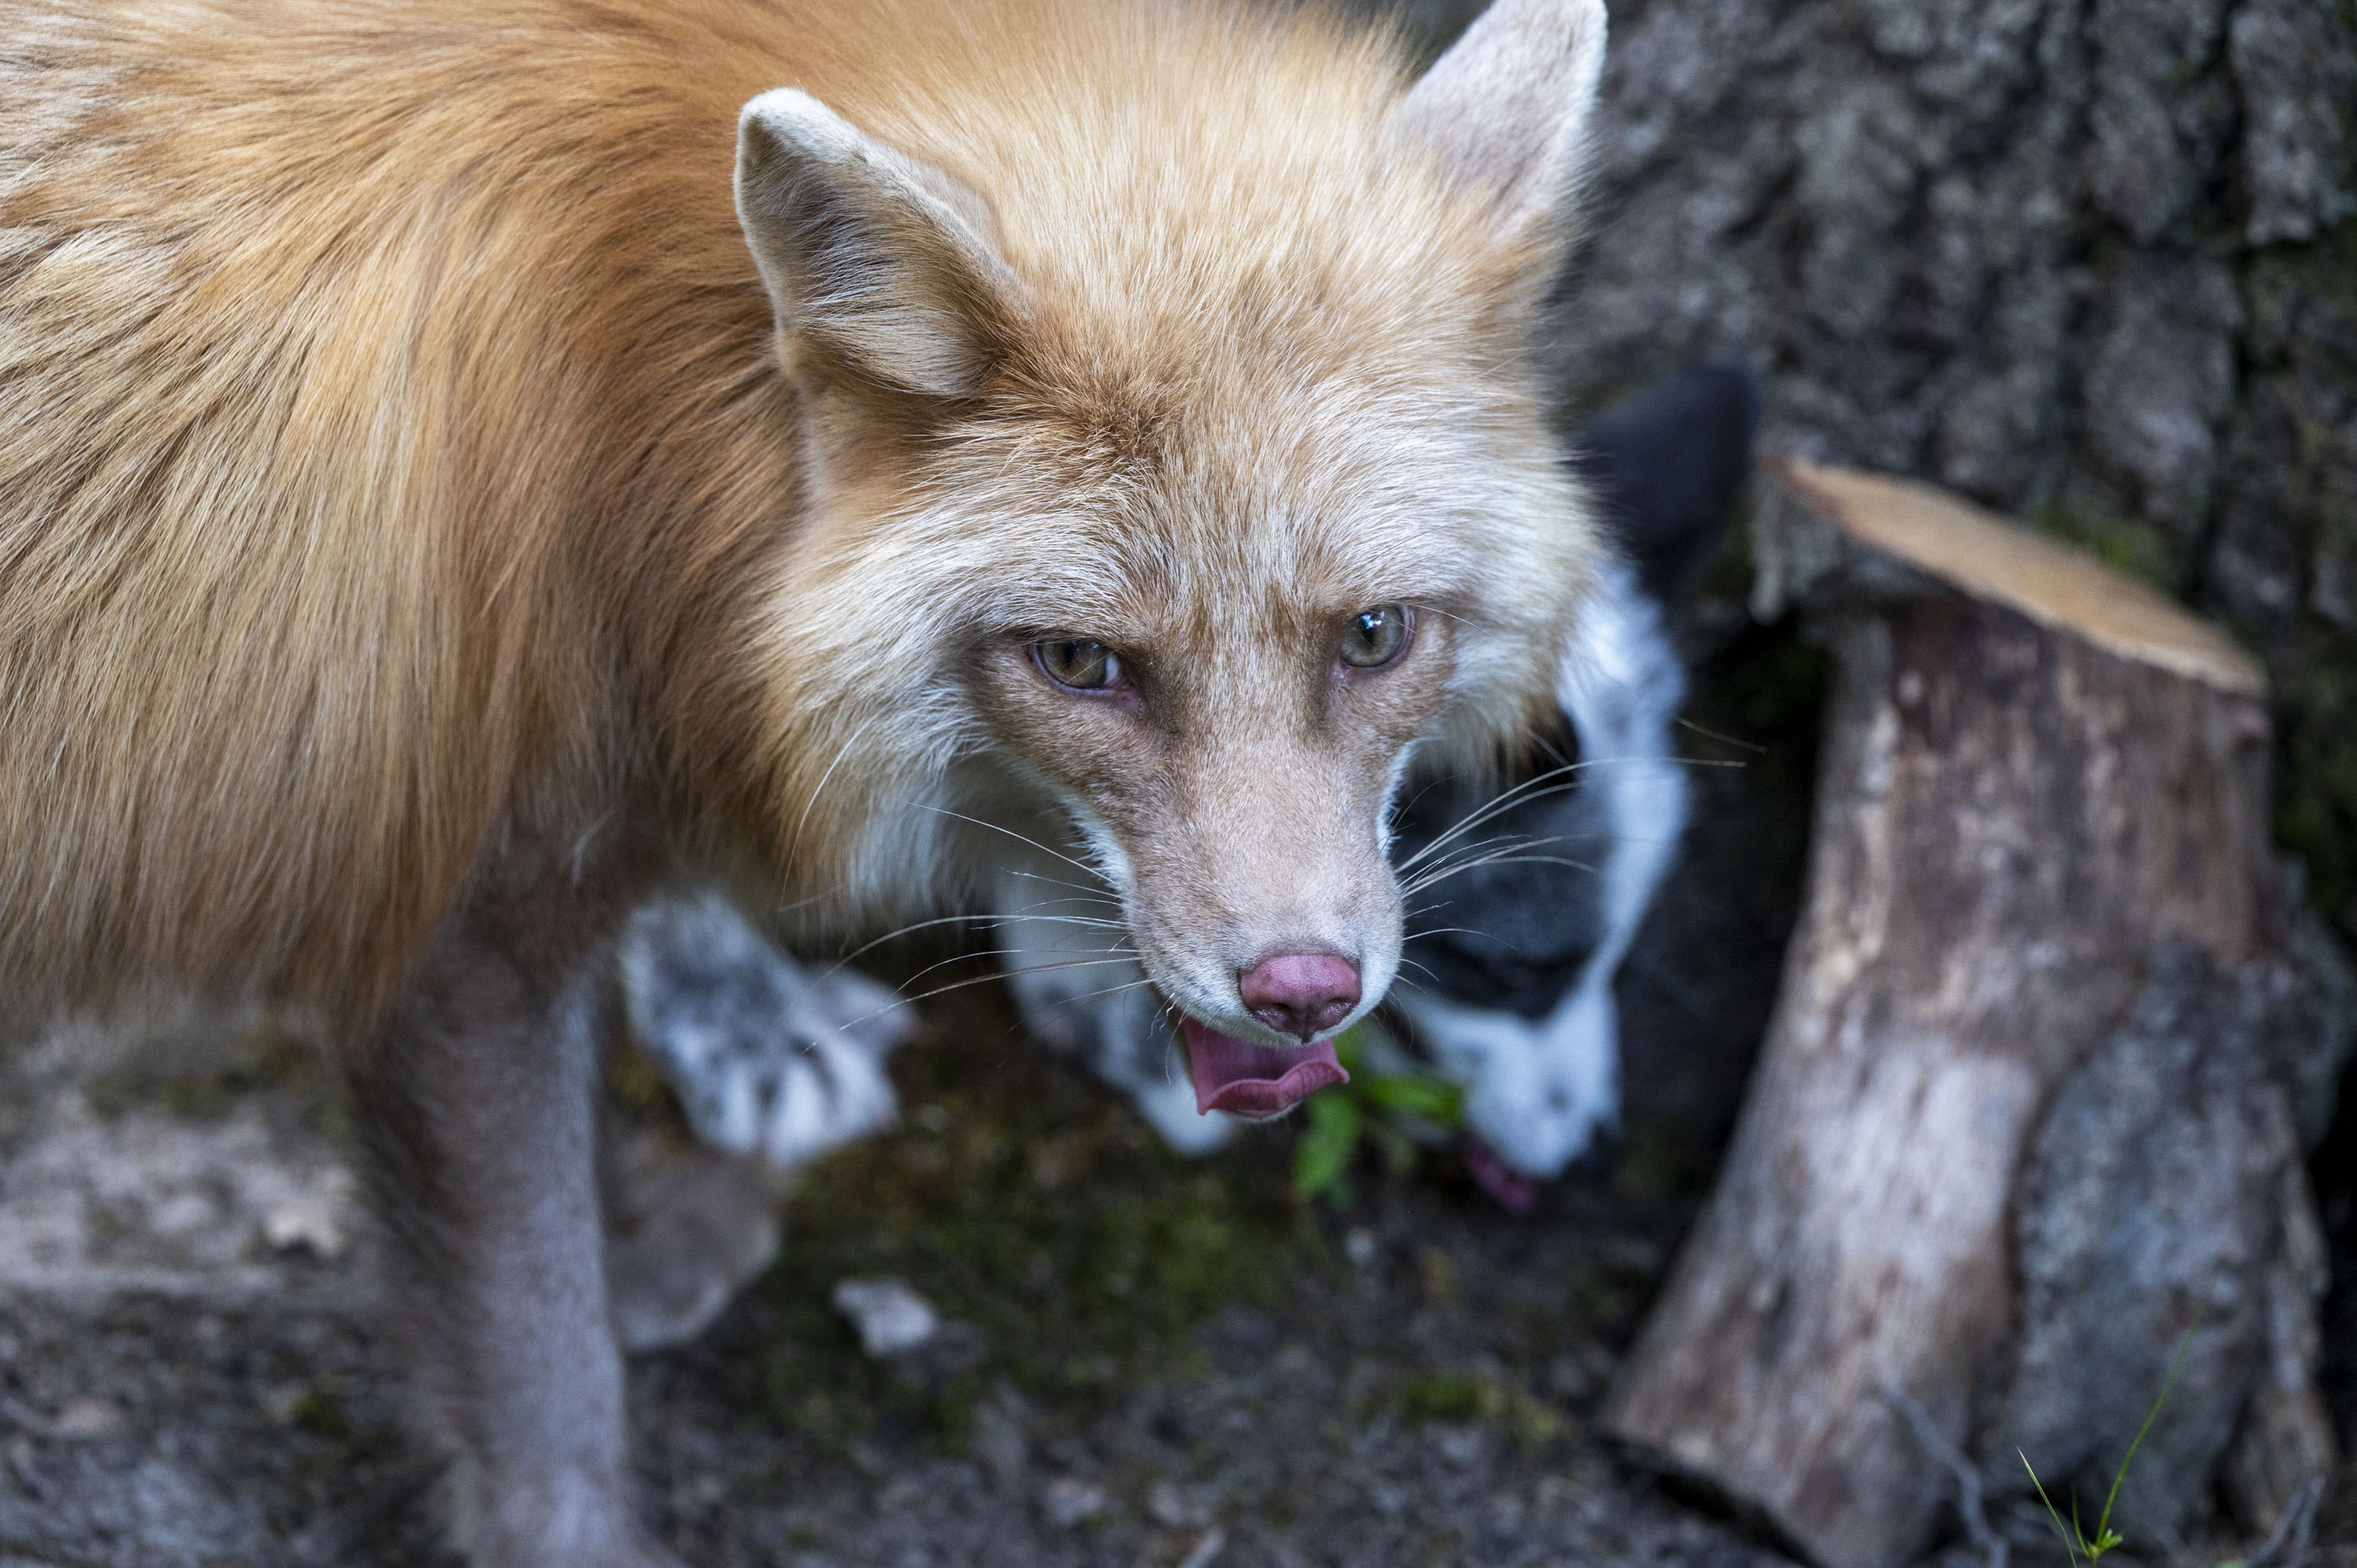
[2022,1449,2085,1566]
[2091,1315,2199,1551]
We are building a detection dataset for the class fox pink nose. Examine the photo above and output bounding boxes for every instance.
[1240,953,1361,1041]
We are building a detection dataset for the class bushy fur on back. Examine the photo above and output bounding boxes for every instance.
[1,0,1595,1024]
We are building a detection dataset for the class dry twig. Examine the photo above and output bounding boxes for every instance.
[2236,1475,2325,1568]
[1882,1386,2008,1568]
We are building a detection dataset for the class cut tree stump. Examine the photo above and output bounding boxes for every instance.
[1600,460,2352,1567]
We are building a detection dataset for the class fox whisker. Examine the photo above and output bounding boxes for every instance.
[911,803,1101,877]
[821,910,1127,975]
[1394,759,1600,870]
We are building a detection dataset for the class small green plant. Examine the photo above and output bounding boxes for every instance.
[2018,1317,2199,1563]
[1292,1021,1463,1204]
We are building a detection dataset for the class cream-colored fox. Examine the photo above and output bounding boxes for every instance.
[0,0,1607,1560]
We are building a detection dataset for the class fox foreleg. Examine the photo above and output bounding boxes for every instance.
[344,836,680,1568]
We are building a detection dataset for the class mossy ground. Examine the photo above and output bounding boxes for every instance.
[600,959,1739,1568]
[746,987,1316,1449]
[660,964,1675,1474]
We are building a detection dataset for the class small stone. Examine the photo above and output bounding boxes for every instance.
[1343,1228,1377,1269]
[970,1392,1029,1489]
[262,1193,348,1259]
[1544,1351,1594,1402]
[1434,1423,1484,1468]
[51,1398,125,1440]
[829,1277,937,1358]
[1175,1526,1228,1568]
[147,1190,218,1238]
[1417,1245,1459,1302]
[1039,1475,1106,1527]
[1146,1478,1192,1528]
[262,1383,309,1425]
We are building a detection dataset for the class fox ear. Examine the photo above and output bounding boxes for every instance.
[1393,0,1607,247]
[735,90,1016,398]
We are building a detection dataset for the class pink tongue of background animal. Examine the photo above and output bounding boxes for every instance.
[1178,1019,1347,1117]
[1463,1136,1539,1214]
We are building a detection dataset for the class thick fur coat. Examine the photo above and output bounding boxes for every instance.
[2,0,1596,1023]
[1,1,1608,1560]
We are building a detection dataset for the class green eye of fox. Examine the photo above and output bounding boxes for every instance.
[1034,636,1119,691]
[1340,605,1410,669]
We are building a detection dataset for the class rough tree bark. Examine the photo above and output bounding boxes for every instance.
[1364,0,2357,1423]
[1599,461,2350,1566]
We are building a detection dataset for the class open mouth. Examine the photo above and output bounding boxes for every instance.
[1177,1018,1348,1119]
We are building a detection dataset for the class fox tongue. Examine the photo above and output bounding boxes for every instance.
[1178,1019,1348,1118]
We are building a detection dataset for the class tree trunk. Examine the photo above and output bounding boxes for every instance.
[1363,0,2357,1482]
[1600,461,2348,1566]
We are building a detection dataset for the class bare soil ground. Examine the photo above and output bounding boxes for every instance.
[4,980,2350,1568]
[0,992,1783,1568]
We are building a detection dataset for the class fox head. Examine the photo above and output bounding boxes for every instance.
[728,0,1607,1114]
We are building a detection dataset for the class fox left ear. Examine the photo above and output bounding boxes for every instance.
[1392,0,1608,248]
[735,90,1018,398]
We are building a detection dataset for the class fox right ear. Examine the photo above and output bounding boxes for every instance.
[735,90,1017,398]
[1393,0,1607,249]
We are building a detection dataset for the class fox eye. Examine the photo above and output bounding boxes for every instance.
[1340,605,1411,669]
[1033,636,1120,692]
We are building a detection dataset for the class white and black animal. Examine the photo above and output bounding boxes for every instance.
[1388,365,1758,1189]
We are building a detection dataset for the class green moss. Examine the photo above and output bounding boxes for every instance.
[2248,219,2357,357]
[1397,1369,1567,1444]
[2281,646,2357,925]
[755,1006,1312,1436]
[1399,1370,1483,1422]
[81,1015,330,1125]
[288,1385,349,1441]
[2240,217,2357,932]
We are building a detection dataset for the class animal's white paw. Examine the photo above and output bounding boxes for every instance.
[621,889,913,1169]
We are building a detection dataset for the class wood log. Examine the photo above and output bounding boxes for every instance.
[1600,460,2349,1566]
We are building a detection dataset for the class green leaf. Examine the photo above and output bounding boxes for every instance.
[1292,1091,1362,1203]
[1359,1072,1464,1123]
